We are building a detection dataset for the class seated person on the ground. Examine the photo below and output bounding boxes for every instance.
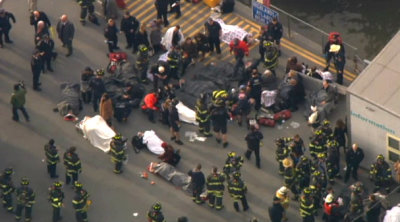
[260,69,278,90]
[275,70,304,111]
[114,91,135,122]
[285,56,304,74]
[158,143,180,166]
[305,79,336,121]
[54,83,82,119]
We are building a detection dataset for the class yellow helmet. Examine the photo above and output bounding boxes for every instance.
[377,154,384,161]
[228,151,236,157]
[282,158,293,168]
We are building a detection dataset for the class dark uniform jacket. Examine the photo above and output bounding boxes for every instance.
[228,178,246,199]
[0,11,16,30]
[110,140,126,163]
[267,21,283,40]
[345,148,364,167]
[89,77,106,97]
[30,11,51,31]
[72,190,88,212]
[135,30,150,47]
[16,186,35,207]
[154,0,168,12]
[204,21,221,39]
[245,130,263,150]
[120,16,139,33]
[56,20,75,43]
[49,188,64,208]
[104,24,118,42]
[63,152,82,174]
[206,173,225,192]
[195,100,209,123]
[44,144,60,165]
[147,209,166,222]
[0,175,14,195]
[188,170,205,190]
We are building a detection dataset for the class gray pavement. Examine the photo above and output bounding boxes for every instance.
[0,0,397,222]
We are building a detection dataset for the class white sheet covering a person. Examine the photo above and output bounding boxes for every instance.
[142,130,165,155]
[78,115,116,152]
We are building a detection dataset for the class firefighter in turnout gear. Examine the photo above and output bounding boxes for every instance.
[167,48,181,80]
[147,202,166,222]
[195,93,212,137]
[0,167,15,213]
[317,120,333,139]
[136,44,150,83]
[223,151,244,179]
[48,181,64,222]
[206,167,225,210]
[211,90,228,108]
[310,170,326,210]
[309,185,321,212]
[78,0,97,25]
[296,156,312,192]
[369,154,392,193]
[228,171,249,212]
[44,139,60,178]
[110,134,127,174]
[63,147,82,185]
[309,130,326,159]
[275,138,289,175]
[349,182,364,216]
[299,187,315,222]
[15,177,35,222]
[326,141,341,185]
[263,40,279,76]
[72,181,90,222]
[283,157,299,200]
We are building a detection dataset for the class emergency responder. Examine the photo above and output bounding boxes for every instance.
[347,182,364,221]
[223,151,244,179]
[120,11,140,49]
[78,0,97,25]
[229,38,249,78]
[110,134,127,174]
[150,61,170,91]
[211,89,228,108]
[147,202,166,222]
[283,157,298,200]
[72,181,90,222]
[89,69,106,112]
[275,138,289,175]
[247,69,262,111]
[323,193,343,222]
[228,171,249,212]
[204,18,222,55]
[136,44,150,83]
[48,181,64,222]
[326,143,340,185]
[0,167,15,213]
[44,139,60,178]
[267,17,283,54]
[195,93,212,137]
[300,187,315,222]
[296,156,312,192]
[311,153,327,176]
[309,130,326,159]
[275,186,290,220]
[188,164,205,204]
[318,120,333,139]
[344,144,364,183]
[15,177,35,222]
[206,167,225,210]
[262,40,279,76]
[167,47,181,80]
[369,154,392,193]
[310,171,326,210]
[210,104,230,148]
[290,134,305,163]
[244,124,263,168]
[63,146,82,186]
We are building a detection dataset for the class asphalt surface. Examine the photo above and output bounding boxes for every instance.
[0,0,397,222]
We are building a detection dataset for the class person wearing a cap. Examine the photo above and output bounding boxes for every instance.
[44,139,60,178]
[0,168,15,213]
[204,18,222,55]
[150,61,170,91]
[63,146,82,186]
[369,154,392,193]
[15,177,35,222]
[48,181,64,222]
[0,8,15,47]
[89,69,106,112]
[147,202,165,222]
[299,187,315,222]
[72,181,90,222]
[110,134,127,174]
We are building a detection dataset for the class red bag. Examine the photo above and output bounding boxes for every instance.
[258,118,276,127]
[328,32,343,44]
[273,110,292,121]
[115,0,127,9]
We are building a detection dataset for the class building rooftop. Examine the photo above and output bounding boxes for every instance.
[347,31,400,118]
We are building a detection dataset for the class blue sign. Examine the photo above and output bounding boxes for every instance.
[252,1,279,26]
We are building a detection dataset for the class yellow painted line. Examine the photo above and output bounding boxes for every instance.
[224,16,240,25]
[168,4,198,27]
[127,0,140,10]
[135,4,156,21]
[243,24,251,32]
[129,1,152,15]
[181,7,210,35]
[181,11,211,35]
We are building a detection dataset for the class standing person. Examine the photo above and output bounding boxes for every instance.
[267,17,283,55]
[188,164,205,204]
[169,0,181,19]
[136,44,150,83]
[120,11,139,49]
[195,93,212,137]
[244,124,263,168]
[72,182,90,222]
[99,93,113,127]
[147,202,165,222]
[299,187,315,222]
[247,69,262,111]
[150,62,170,91]
[344,143,364,183]
[210,105,230,148]
[154,0,169,26]
[257,26,270,60]
[10,81,30,122]
[36,34,55,72]
[15,177,35,222]
[34,21,49,44]
[134,24,150,53]
[80,67,95,104]
[30,10,51,32]
[149,19,163,54]
[229,38,249,78]
[141,91,160,123]
[0,168,15,213]
[31,50,43,91]
[204,18,222,55]
[104,18,119,53]
[48,181,64,222]
[333,119,347,151]
[206,167,225,210]
[323,33,344,71]
[56,14,75,57]
[269,196,285,222]
[28,0,38,13]
[331,44,346,85]
[110,134,127,174]
[169,99,183,145]
[44,139,60,179]
[365,194,383,222]
[89,69,106,112]
[63,147,82,186]
[181,37,198,76]
[0,9,16,47]
[166,47,181,80]
[369,154,392,193]
[228,171,249,212]
[78,0,96,25]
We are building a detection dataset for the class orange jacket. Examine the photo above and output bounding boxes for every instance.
[229,40,249,57]
[142,93,159,110]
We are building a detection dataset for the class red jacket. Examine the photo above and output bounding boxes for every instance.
[229,40,249,57]
[142,93,159,110]
[324,202,339,215]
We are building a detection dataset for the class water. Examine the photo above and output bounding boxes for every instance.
[272,0,400,60]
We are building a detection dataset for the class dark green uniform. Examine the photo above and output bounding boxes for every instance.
[369,156,392,193]
[195,97,211,136]
[275,139,289,175]
[15,181,35,222]
[136,45,149,83]
[263,41,279,72]
[0,169,15,212]
[299,191,315,222]
[110,137,127,174]
[206,172,225,210]
[48,184,64,222]
[228,174,249,212]
[44,142,60,178]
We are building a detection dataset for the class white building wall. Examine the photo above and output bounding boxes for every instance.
[349,95,399,168]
